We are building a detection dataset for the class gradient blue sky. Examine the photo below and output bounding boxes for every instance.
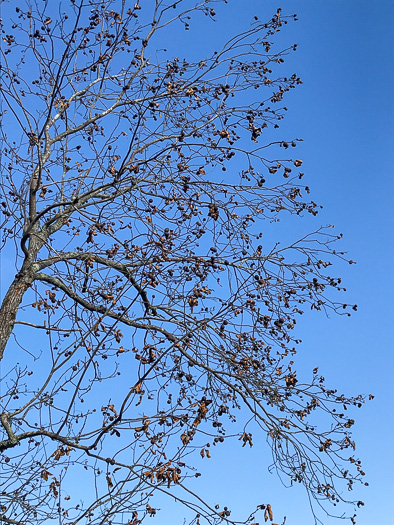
[153,1,394,524]
[0,1,393,524]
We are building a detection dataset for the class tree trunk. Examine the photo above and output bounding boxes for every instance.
[0,272,34,360]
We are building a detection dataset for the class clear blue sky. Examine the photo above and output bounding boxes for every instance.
[152,1,394,524]
[1,1,393,524]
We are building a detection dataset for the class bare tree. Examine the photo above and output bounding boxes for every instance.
[0,2,367,524]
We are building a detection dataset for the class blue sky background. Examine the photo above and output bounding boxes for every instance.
[152,1,394,524]
[0,1,392,524]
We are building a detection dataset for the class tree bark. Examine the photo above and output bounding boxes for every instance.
[0,272,34,360]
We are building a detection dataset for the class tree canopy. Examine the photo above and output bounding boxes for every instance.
[0,2,367,524]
